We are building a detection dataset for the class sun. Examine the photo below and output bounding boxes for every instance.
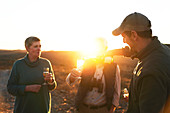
[78,37,126,59]
[75,38,105,68]
[76,59,85,69]
[107,36,128,50]
[76,37,125,68]
[78,38,106,59]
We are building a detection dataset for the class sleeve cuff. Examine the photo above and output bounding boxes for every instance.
[20,85,26,95]
[112,99,119,107]
[48,80,55,85]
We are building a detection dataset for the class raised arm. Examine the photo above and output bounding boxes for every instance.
[66,68,82,86]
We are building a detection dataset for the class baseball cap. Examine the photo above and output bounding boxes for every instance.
[112,12,151,36]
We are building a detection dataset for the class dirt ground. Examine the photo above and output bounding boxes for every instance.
[0,70,14,113]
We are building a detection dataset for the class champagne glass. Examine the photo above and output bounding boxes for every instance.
[70,59,84,79]
[123,88,129,103]
[76,59,84,71]
[42,67,49,85]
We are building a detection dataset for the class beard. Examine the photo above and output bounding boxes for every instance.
[130,46,137,54]
[122,44,137,57]
[127,38,138,56]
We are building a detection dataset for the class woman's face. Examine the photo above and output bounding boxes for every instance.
[27,41,41,58]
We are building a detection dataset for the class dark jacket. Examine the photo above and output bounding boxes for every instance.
[75,59,117,110]
[127,37,170,113]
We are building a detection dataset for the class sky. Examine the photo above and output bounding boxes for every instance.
[0,0,169,51]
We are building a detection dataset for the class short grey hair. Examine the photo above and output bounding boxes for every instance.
[25,36,40,48]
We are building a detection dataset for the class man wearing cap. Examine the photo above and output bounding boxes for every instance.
[112,12,170,113]
[66,38,121,113]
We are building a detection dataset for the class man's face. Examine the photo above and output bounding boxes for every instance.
[121,32,137,53]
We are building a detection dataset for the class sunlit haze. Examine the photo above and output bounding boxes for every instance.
[0,0,169,52]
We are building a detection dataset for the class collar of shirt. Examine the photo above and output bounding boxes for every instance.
[94,64,104,79]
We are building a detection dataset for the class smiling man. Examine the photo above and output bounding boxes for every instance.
[112,12,170,113]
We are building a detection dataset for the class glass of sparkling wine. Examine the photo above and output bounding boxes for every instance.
[77,59,84,71]
[123,88,129,102]
[42,67,49,85]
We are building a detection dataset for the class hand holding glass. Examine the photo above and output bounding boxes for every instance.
[69,59,84,80]
[42,67,49,85]
[123,88,129,102]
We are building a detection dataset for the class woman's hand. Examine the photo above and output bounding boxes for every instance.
[25,85,41,93]
[45,73,54,83]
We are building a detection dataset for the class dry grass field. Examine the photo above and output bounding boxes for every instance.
[0,50,138,113]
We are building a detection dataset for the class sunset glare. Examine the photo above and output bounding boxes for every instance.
[78,37,119,59]
[77,59,85,69]
[0,0,169,51]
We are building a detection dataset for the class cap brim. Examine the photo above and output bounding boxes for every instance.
[112,27,122,36]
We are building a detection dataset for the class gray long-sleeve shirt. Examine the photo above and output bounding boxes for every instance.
[7,55,57,113]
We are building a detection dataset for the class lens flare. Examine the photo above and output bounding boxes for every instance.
[77,59,85,69]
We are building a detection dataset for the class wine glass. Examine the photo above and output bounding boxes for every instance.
[42,67,49,85]
[69,59,84,79]
[123,88,129,103]
[76,59,84,71]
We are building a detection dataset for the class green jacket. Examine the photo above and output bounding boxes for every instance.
[127,37,170,113]
[7,55,57,113]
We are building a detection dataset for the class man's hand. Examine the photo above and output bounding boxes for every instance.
[123,96,129,102]
[25,84,41,93]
